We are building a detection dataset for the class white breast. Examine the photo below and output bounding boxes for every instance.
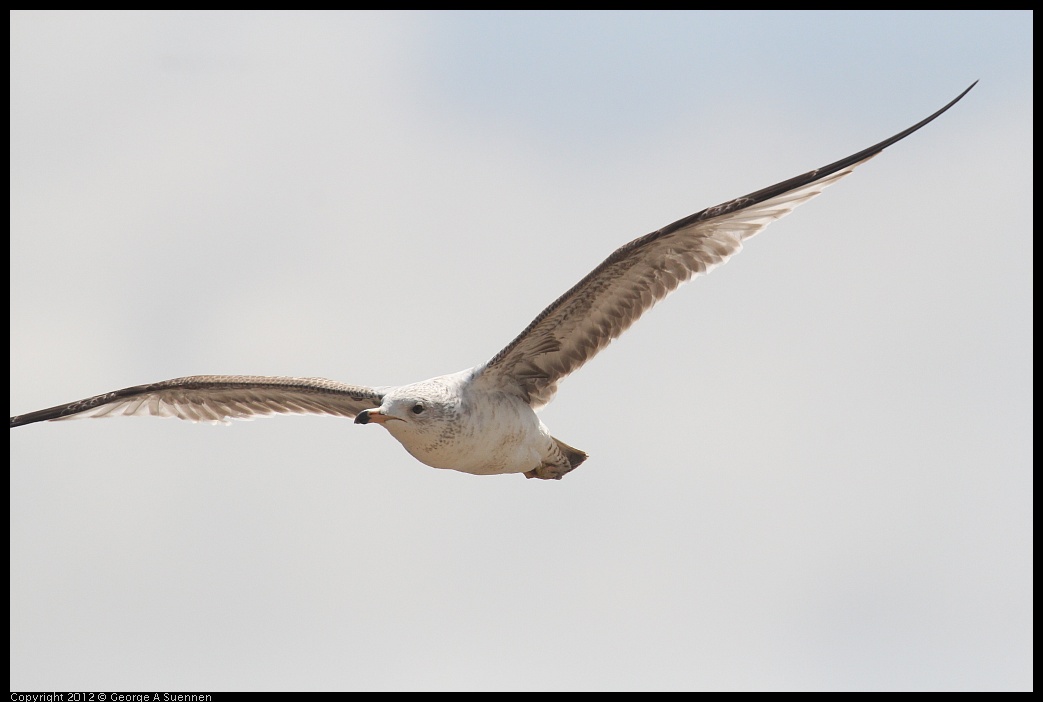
[385,389,550,476]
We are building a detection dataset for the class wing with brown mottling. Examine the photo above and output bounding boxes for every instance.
[476,83,976,408]
[10,375,386,427]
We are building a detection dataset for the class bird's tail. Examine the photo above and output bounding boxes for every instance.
[553,437,589,470]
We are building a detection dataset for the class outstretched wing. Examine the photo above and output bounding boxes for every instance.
[475,83,976,408]
[10,375,386,427]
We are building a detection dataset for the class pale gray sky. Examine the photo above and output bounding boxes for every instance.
[10,10,1032,691]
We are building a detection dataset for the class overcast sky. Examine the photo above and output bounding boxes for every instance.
[10,10,1031,691]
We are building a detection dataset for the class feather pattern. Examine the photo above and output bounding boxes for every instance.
[9,376,385,427]
[476,83,976,407]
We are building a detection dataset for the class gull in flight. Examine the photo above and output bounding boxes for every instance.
[10,83,976,479]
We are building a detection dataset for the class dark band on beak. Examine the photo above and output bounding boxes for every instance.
[355,410,372,425]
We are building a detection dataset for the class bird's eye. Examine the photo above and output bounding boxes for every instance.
[412,403,425,415]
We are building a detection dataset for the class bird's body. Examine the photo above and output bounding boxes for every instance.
[357,370,588,479]
[9,84,976,479]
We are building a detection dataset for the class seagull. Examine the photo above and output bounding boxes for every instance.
[9,83,976,479]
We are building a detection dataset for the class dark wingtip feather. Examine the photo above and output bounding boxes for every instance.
[661,81,979,234]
